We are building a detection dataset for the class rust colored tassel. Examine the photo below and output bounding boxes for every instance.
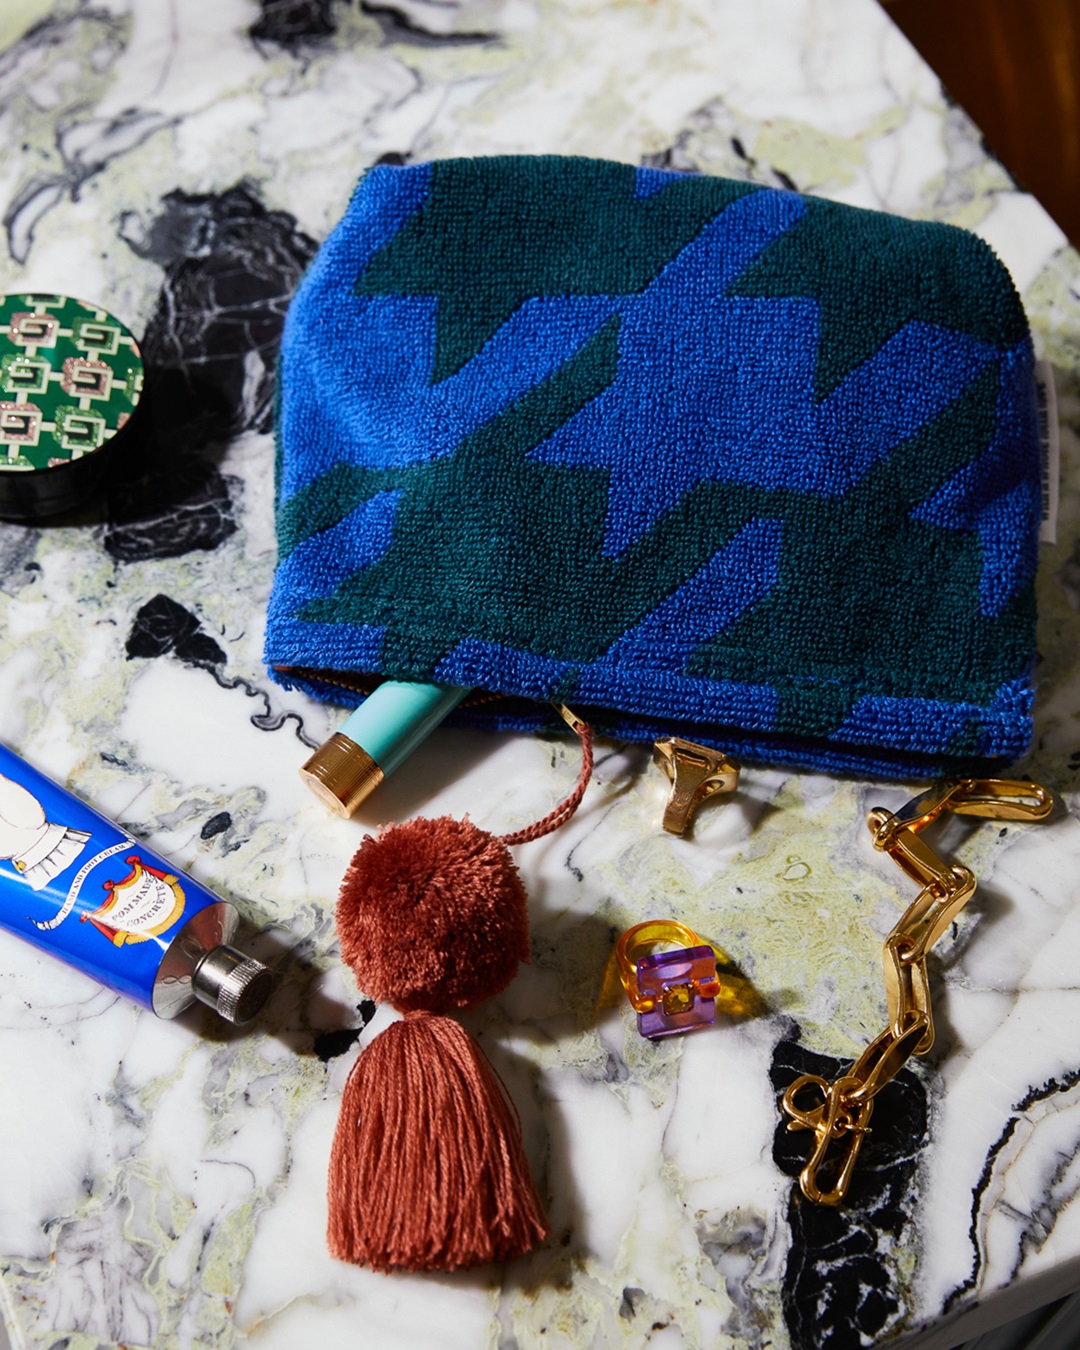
[327,1012,548,1271]
[327,707,593,1272]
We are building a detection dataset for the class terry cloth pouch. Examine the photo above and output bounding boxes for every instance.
[266,155,1042,779]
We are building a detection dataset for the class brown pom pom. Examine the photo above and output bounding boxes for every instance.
[336,815,530,1014]
[327,1012,549,1271]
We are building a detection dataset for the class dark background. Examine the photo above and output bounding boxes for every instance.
[883,0,1080,246]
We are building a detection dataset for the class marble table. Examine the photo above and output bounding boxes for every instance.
[0,2,1078,1348]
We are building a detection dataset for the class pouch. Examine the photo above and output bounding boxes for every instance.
[265,155,1041,778]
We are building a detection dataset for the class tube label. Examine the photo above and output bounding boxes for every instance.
[0,743,222,1008]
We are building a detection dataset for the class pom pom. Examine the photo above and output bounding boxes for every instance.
[327,1012,549,1271]
[336,815,530,1014]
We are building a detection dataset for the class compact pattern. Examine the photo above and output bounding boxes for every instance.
[0,293,144,520]
[267,156,1042,777]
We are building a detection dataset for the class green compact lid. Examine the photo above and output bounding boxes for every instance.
[0,293,144,522]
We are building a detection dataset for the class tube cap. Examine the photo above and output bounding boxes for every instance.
[192,944,273,1024]
[299,732,384,816]
[0,293,144,522]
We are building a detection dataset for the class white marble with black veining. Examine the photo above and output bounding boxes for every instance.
[0,1,1078,1348]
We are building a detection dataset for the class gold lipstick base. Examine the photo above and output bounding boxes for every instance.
[299,733,384,817]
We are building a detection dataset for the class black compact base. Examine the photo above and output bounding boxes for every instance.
[0,422,131,522]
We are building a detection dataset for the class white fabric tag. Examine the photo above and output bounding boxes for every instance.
[1035,359,1060,546]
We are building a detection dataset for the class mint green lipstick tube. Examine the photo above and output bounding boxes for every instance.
[299,681,468,816]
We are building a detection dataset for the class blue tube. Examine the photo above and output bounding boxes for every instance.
[0,743,272,1021]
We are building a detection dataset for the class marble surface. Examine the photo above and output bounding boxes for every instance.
[0,1,1078,1348]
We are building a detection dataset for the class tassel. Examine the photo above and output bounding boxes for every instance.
[327,1012,548,1270]
[327,707,594,1272]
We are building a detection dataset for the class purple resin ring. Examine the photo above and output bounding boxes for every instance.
[615,920,721,1040]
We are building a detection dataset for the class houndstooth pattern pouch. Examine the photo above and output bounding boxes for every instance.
[266,156,1041,778]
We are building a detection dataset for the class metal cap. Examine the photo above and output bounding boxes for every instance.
[192,945,273,1024]
[299,732,384,817]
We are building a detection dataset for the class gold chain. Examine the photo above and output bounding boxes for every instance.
[781,778,1052,1206]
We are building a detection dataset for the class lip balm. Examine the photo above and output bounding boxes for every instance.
[0,743,273,1023]
[299,681,468,816]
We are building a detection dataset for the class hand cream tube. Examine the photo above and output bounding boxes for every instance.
[0,743,272,1023]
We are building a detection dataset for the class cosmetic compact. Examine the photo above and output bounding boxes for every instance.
[0,292,144,522]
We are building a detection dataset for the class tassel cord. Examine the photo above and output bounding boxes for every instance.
[499,718,594,848]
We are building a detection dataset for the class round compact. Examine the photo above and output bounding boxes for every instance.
[0,293,144,522]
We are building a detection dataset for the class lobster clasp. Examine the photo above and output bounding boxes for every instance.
[782,1074,873,1207]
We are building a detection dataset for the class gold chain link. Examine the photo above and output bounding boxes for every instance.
[782,778,1051,1206]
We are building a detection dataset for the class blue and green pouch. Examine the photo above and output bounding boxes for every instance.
[265,155,1042,778]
